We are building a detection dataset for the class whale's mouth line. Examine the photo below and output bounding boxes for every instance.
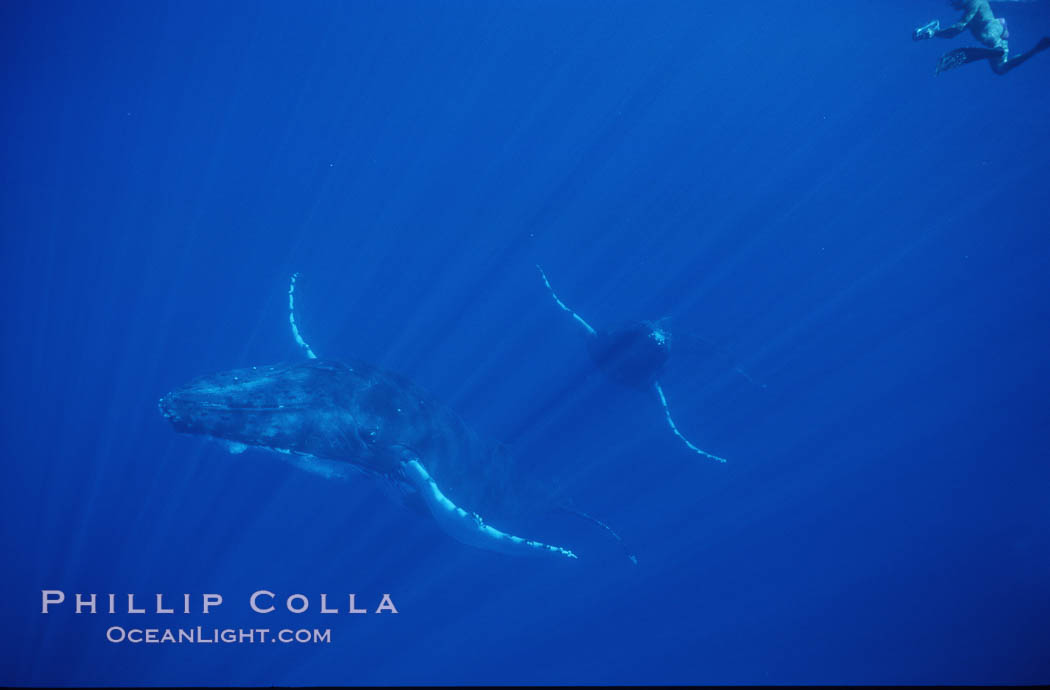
[195,433,396,485]
[202,403,302,411]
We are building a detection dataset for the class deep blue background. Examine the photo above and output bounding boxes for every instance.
[3,0,1049,685]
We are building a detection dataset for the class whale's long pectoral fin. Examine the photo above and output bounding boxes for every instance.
[399,456,577,561]
[537,265,597,337]
[289,272,317,359]
[654,380,727,463]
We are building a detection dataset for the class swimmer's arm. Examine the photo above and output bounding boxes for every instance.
[935,7,979,37]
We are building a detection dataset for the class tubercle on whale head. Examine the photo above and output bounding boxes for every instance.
[159,363,305,435]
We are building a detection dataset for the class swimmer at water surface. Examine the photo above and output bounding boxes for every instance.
[913,0,1050,75]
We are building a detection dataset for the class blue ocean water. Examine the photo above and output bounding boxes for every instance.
[3,0,1049,685]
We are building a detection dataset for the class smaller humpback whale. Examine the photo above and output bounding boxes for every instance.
[159,274,585,561]
[538,265,746,463]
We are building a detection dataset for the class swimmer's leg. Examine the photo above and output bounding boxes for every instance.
[653,380,727,463]
[289,272,318,358]
[536,265,597,336]
[992,37,1050,75]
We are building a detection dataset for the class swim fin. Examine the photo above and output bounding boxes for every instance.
[913,20,939,41]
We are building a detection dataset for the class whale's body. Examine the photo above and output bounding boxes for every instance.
[160,358,577,560]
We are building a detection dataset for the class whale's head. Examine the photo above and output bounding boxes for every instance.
[159,359,412,476]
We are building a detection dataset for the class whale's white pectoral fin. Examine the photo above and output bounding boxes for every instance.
[289,272,318,359]
[537,265,597,336]
[654,380,727,463]
[400,458,578,561]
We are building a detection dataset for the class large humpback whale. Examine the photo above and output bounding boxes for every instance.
[159,275,587,560]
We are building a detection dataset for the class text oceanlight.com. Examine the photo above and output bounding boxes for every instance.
[106,626,331,644]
